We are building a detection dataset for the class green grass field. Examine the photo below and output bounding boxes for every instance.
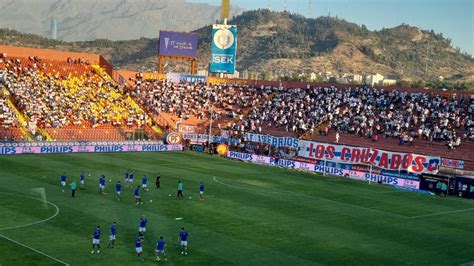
[0,151,473,266]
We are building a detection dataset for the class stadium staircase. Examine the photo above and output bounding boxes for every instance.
[5,97,33,141]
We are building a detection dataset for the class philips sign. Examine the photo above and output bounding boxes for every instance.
[0,143,182,155]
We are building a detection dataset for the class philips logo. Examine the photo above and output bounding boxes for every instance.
[228,151,253,161]
[269,158,295,168]
[94,146,123,152]
[142,145,167,152]
[0,147,16,154]
[40,146,73,153]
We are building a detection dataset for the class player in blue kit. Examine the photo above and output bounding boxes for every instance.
[99,175,106,195]
[179,227,189,255]
[107,222,117,248]
[134,186,142,206]
[155,236,167,262]
[199,181,205,201]
[79,171,85,189]
[135,234,144,262]
[142,175,148,191]
[128,171,134,188]
[124,170,129,184]
[91,225,101,254]
[115,181,122,201]
[60,173,67,192]
[138,215,147,234]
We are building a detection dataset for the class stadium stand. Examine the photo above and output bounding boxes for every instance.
[1,45,473,171]
[0,46,162,141]
[127,75,274,134]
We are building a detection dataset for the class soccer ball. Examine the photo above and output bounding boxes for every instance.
[149,200,153,203]
[109,179,112,182]
[189,197,192,199]
[168,194,171,197]
[88,174,91,176]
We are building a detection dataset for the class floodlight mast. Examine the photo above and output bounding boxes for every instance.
[221,0,230,24]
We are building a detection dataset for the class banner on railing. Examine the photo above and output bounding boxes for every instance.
[297,140,440,175]
[183,133,209,143]
[178,125,196,134]
[244,133,299,148]
[183,133,240,145]
[0,144,182,155]
[441,158,464,169]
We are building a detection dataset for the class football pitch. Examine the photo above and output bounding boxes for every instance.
[0,151,473,266]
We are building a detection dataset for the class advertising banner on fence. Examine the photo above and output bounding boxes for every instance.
[183,133,240,145]
[441,158,465,169]
[183,133,209,143]
[166,73,206,84]
[178,125,196,134]
[226,151,420,189]
[143,73,167,81]
[244,133,299,148]
[210,24,237,74]
[0,143,182,155]
[297,140,440,175]
[159,31,198,57]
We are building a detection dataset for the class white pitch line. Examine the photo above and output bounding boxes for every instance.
[0,192,60,231]
[212,176,408,219]
[459,261,474,266]
[409,207,474,219]
[0,234,69,266]
[0,192,67,264]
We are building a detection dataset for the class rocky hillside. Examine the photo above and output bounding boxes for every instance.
[0,10,473,84]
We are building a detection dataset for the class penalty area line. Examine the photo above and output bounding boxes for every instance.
[409,207,474,219]
[0,234,69,266]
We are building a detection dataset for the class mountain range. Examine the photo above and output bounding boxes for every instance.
[0,9,473,84]
[0,0,243,41]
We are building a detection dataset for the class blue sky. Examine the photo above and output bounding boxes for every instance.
[188,0,473,55]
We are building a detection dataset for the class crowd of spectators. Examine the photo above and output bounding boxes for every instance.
[129,77,273,125]
[0,91,19,130]
[128,77,472,149]
[2,56,150,130]
[232,86,472,148]
[231,87,345,136]
[328,87,473,149]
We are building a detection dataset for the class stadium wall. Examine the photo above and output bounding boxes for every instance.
[0,45,114,77]
[0,45,101,64]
